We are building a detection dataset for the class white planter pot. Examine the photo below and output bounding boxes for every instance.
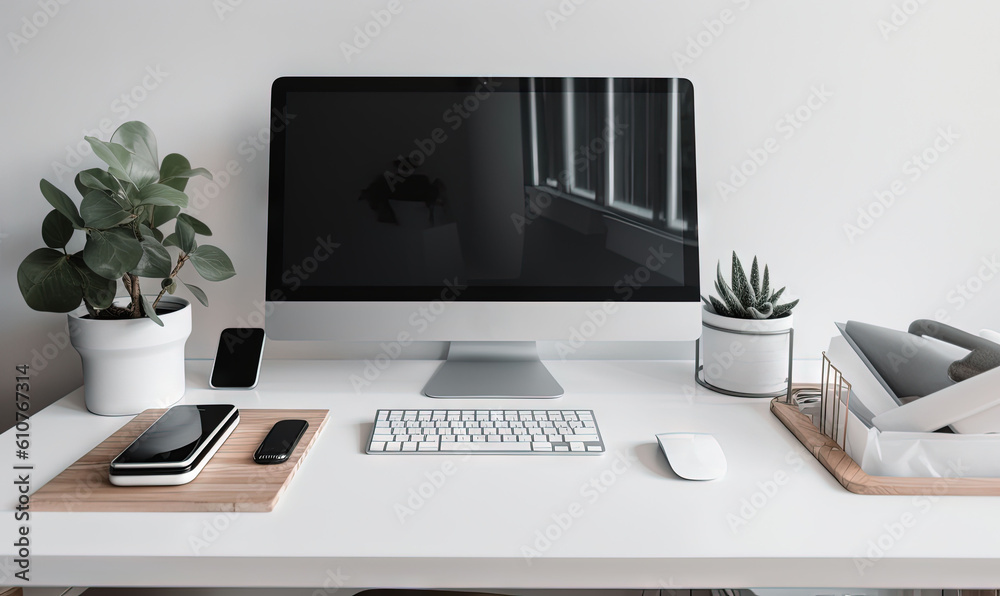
[68,296,192,416]
[700,308,793,397]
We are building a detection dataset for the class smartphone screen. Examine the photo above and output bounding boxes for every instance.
[210,328,265,389]
[112,404,237,468]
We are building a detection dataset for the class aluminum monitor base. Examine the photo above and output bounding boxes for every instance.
[422,341,564,399]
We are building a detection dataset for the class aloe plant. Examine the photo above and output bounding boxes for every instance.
[702,252,798,320]
[16,121,235,326]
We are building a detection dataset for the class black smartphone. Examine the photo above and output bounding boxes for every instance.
[210,328,265,389]
[111,404,238,469]
[254,420,309,464]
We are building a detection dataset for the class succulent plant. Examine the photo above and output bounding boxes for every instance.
[702,252,798,320]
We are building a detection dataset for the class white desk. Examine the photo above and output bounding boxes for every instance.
[2,359,999,589]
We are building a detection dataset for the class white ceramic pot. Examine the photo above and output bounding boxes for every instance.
[68,296,192,416]
[700,308,793,397]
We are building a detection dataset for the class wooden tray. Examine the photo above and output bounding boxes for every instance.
[31,408,329,512]
[771,398,1000,496]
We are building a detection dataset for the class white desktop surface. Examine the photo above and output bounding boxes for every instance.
[3,359,1000,589]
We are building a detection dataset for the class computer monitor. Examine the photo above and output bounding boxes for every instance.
[265,77,701,398]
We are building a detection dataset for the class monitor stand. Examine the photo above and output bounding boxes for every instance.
[422,341,564,399]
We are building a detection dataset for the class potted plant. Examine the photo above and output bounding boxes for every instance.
[16,121,235,416]
[699,252,799,397]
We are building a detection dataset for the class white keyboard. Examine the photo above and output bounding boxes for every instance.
[366,409,605,454]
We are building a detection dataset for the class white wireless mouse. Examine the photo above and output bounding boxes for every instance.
[655,432,727,481]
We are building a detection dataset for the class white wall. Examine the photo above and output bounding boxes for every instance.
[2,0,999,418]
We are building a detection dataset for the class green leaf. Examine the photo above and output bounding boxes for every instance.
[772,299,799,319]
[716,263,747,318]
[747,303,774,319]
[80,190,133,229]
[131,237,172,278]
[161,277,177,295]
[181,280,208,306]
[39,179,84,228]
[69,253,116,309]
[731,252,753,310]
[759,265,770,308]
[85,137,134,184]
[769,286,786,305]
[160,153,212,192]
[138,222,165,243]
[749,256,760,304]
[703,294,731,317]
[111,122,158,170]
[188,245,236,282]
[150,205,180,228]
[83,227,144,280]
[137,183,189,208]
[177,212,212,236]
[140,294,163,326]
[17,249,83,312]
[41,209,75,248]
[174,217,196,253]
[76,169,118,195]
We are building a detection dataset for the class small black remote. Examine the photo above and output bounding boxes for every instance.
[253,420,308,464]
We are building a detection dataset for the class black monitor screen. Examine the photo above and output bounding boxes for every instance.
[266,77,699,302]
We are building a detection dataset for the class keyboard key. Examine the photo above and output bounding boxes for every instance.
[402,442,418,451]
[532,442,552,451]
[369,442,385,452]
[418,442,439,451]
[570,442,584,452]
[385,442,401,451]
[441,441,531,452]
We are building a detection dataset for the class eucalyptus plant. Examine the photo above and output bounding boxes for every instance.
[702,252,798,320]
[17,121,235,326]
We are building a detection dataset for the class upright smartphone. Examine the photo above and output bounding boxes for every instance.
[110,404,238,470]
[210,328,265,389]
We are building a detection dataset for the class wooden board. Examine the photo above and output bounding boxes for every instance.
[31,408,329,512]
[771,398,1000,496]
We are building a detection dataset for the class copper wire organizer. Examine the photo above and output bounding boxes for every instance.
[818,352,852,449]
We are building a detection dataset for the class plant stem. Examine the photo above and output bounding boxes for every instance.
[151,254,188,310]
[123,273,141,317]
